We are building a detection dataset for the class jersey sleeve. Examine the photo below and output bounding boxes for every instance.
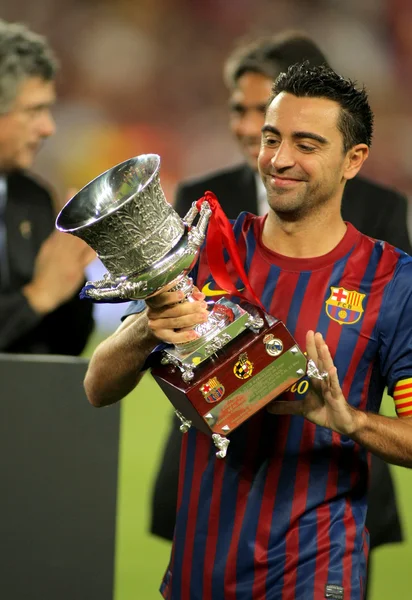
[121,299,146,321]
[378,257,412,417]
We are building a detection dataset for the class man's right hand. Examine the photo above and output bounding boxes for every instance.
[23,230,96,315]
[146,287,209,345]
[84,286,209,408]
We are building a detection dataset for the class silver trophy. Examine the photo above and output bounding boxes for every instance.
[56,154,265,372]
[56,154,209,302]
[56,154,263,364]
[56,154,324,458]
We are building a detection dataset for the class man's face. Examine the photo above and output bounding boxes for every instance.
[0,76,56,172]
[258,93,350,218]
[228,72,273,171]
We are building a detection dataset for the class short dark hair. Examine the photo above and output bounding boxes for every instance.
[224,31,329,89]
[0,20,58,114]
[270,62,374,151]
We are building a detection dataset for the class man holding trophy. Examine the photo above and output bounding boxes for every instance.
[59,63,412,599]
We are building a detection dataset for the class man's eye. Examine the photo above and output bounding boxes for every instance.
[230,106,245,116]
[264,138,279,146]
[298,144,315,152]
[24,106,43,116]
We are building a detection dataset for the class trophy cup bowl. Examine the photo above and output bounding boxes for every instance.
[56,154,320,458]
[55,154,210,300]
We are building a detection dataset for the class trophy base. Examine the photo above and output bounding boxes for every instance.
[151,320,307,443]
[161,298,265,381]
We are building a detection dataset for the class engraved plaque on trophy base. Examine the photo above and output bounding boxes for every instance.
[151,320,307,437]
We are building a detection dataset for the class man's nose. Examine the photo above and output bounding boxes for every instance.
[270,141,295,169]
[38,110,56,138]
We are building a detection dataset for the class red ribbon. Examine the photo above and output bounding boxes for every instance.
[195,191,264,311]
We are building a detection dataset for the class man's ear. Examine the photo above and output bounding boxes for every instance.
[344,144,369,180]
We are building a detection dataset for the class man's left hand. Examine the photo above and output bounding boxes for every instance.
[267,330,363,435]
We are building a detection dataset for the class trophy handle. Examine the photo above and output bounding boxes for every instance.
[186,200,212,247]
[81,273,148,301]
[182,201,202,227]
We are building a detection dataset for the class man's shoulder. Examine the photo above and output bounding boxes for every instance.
[365,238,412,289]
[8,170,53,204]
[392,250,412,278]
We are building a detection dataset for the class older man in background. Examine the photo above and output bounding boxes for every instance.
[0,20,94,355]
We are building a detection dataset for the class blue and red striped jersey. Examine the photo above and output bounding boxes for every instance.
[154,213,412,600]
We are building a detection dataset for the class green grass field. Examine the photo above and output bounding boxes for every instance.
[84,336,412,599]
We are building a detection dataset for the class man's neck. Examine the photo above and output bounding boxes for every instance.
[262,206,347,259]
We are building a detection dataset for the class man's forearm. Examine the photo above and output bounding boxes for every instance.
[84,311,157,407]
[351,410,412,468]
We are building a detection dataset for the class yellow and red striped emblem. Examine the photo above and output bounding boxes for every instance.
[325,286,366,325]
[200,377,225,403]
[393,378,412,417]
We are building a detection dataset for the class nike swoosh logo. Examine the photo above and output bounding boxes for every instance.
[201,282,245,296]
[201,282,228,296]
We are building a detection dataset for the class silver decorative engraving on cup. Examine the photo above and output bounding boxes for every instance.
[55,154,210,300]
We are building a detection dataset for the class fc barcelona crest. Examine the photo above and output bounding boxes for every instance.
[325,286,366,325]
[200,377,225,403]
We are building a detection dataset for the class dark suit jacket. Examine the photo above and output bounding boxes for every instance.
[0,170,94,354]
[151,163,409,548]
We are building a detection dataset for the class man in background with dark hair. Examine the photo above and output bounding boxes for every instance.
[0,20,94,355]
[151,31,408,594]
